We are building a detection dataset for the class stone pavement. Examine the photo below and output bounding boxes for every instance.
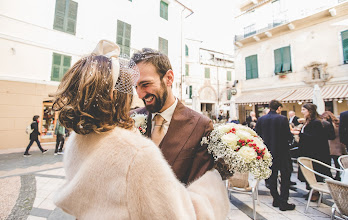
[0,144,333,220]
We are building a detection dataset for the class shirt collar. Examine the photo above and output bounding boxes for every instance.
[152,98,178,123]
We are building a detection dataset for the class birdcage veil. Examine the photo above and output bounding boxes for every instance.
[92,40,139,94]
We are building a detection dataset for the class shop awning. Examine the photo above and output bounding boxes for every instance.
[235,89,295,105]
[235,84,348,105]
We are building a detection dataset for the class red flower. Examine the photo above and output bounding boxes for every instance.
[257,156,261,160]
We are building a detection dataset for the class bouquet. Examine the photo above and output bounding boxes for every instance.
[201,123,272,180]
[131,113,147,135]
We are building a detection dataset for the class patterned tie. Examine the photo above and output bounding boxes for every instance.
[151,114,166,146]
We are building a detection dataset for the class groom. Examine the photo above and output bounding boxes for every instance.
[131,48,214,185]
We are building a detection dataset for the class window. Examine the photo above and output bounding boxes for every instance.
[53,0,78,35]
[159,37,168,55]
[185,45,189,56]
[245,55,258,80]
[189,85,192,99]
[227,71,232,81]
[274,46,291,74]
[51,53,71,82]
[341,30,348,64]
[185,64,189,76]
[117,20,131,57]
[160,1,168,20]
[205,67,210,79]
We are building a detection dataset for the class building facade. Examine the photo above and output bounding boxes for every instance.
[183,39,235,120]
[0,0,191,149]
[233,0,348,122]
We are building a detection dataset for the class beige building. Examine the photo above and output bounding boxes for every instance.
[183,38,235,119]
[233,0,348,122]
[0,0,192,149]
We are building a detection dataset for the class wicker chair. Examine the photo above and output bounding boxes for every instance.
[226,172,260,220]
[338,155,348,169]
[325,178,348,220]
[297,157,343,213]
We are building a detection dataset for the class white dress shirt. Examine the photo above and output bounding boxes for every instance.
[151,98,178,136]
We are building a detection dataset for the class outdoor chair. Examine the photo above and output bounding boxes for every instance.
[338,155,348,169]
[226,172,260,220]
[297,157,343,213]
[325,178,348,220]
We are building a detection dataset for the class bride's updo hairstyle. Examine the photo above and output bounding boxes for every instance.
[52,40,138,135]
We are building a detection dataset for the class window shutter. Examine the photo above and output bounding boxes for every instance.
[245,56,252,79]
[227,90,232,100]
[53,0,66,31]
[61,56,71,79]
[227,71,231,81]
[185,64,189,76]
[51,53,71,82]
[274,48,282,74]
[185,45,189,56]
[117,20,131,57]
[251,55,258,79]
[67,0,78,34]
[282,46,291,72]
[160,1,168,20]
[189,85,192,99]
[159,37,168,55]
[205,68,210,78]
[341,30,348,63]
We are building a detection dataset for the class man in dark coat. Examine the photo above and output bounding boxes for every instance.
[131,48,214,185]
[256,100,295,211]
[288,111,299,126]
[339,110,348,150]
[24,115,48,156]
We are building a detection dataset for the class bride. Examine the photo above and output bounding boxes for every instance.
[53,40,230,219]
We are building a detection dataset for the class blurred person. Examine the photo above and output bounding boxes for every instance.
[23,115,48,157]
[246,111,257,127]
[340,110,348,151]
[54,119,66,155]
[228,116,240,124]
[249,121,256,130]
[131,48,214,185]
[322,111,347,180]
[53,40,229,219]
[291,103,332,202]
[288,111,299,126]
[256,100,295,211]
[262,108,270,117]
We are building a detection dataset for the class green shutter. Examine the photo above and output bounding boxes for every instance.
[189,85,192,99]
[205,68,210,78]
[185,64,189,76]
[227,71,231,81]
[185,45,189,56]
[51,53,71,82]
[117,20,131,57]
[341,30,348,63]
[251,55,258,79]
[274,48,282,74]
[53,0,77,35]
[160,1,168,20]
[282,46,291,72]
[159,37,168,55]
[53,0,66,31]
[245,56,252,80]
[227,90,232,100]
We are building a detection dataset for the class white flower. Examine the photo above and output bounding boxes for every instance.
[263,149,272,160]
[217,124,235,133]
[235,130,253,141]
[252,138,266,151]
[238,147,257,163]
[133,114,147,128]
[221,133,239,150]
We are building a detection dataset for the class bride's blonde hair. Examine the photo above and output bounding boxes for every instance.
[52,55,134,135]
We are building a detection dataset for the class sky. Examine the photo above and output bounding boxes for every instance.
[183,0,240,55]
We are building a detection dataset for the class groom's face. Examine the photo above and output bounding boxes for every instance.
[136,62,168,113]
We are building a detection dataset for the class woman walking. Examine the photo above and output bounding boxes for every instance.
[24,115,48,157]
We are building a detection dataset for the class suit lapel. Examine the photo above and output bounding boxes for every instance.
[145,113,152,138]
[159,101,200,166]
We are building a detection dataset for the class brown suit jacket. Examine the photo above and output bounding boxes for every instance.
[133,101,214,185]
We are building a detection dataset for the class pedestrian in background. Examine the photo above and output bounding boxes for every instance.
[292,103,332,202]
[256,100,295,211]
[246,111,257,127]
[24,115,48,157]
[339,110,348,151]
[288,111,299,126]
[54,119,66,155]
[322,111,347,181]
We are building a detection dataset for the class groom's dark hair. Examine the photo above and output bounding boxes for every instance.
[131,48,172,80]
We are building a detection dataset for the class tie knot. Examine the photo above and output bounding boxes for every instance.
[154,114,165,126]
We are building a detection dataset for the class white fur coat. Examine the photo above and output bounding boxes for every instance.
[54,127,230,219]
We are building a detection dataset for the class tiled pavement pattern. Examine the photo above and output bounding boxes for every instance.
[0,144,333,220]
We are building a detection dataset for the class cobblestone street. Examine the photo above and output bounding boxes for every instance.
[0,143,333,220]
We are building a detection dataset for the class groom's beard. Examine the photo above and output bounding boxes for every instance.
[143,81,168,113]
